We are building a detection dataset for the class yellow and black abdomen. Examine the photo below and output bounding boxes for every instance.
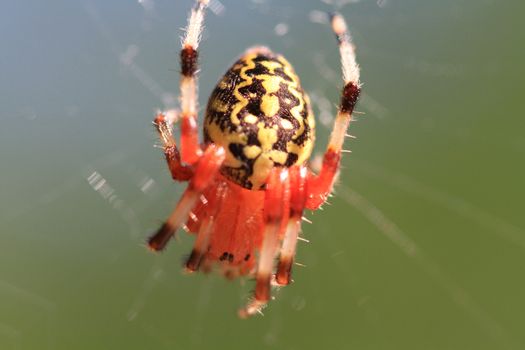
[204,47,315,190]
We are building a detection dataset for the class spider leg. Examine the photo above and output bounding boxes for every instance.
[148,144,225,251]
[153,112,193,181]
[179,0,209,164]
[306,13,361,210]
[185,216,214,272]
[276,166,307,285]
[239,168,290,318]
[185,182,228,272]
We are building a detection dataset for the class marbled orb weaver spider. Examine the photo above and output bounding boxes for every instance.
[148,0,361,318]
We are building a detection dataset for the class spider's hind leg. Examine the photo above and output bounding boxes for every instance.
[185,182,228,272]
[239,168,290,318]
[148,144,225,251]
[185,216,214,272]
[276,166,307,286]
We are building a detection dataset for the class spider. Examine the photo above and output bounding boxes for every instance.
[148,0,361,318]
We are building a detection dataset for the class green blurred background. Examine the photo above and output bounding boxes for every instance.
[1,0,524,349]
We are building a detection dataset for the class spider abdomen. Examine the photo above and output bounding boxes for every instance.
[204,47,315,190]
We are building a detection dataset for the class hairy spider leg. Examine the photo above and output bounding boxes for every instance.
[148,144,225,251]
[179,0,209,164]
[306,13,361,210]
[276,166,308,285]
[239,168,290,318]
[185,182,228,272]
[154,112,193,181]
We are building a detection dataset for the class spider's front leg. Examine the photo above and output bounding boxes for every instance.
[306,13,361,210]
[239,168,290,318]
[148,144,225,251]
[179,0,209,164]
[153,0,209,176]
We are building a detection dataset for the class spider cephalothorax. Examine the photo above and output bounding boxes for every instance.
[147,0,361,318]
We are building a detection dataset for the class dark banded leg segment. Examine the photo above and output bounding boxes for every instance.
[148,144,225,251]
[239,168,289,318]
[179,0,209,164]
[306,13,361,210]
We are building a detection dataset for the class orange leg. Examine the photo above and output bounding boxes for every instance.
[153,112,193,181]
[239,168,290,318]
[185,182,228,272]
[185,216,214,272]
[306,13,361,210]
[276,166,307,285]
[148,144,225,251]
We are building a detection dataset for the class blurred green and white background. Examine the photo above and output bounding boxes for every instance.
[1,0,524,349]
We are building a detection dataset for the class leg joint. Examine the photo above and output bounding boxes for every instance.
[340,82,361,114]
[181,46,198,77]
